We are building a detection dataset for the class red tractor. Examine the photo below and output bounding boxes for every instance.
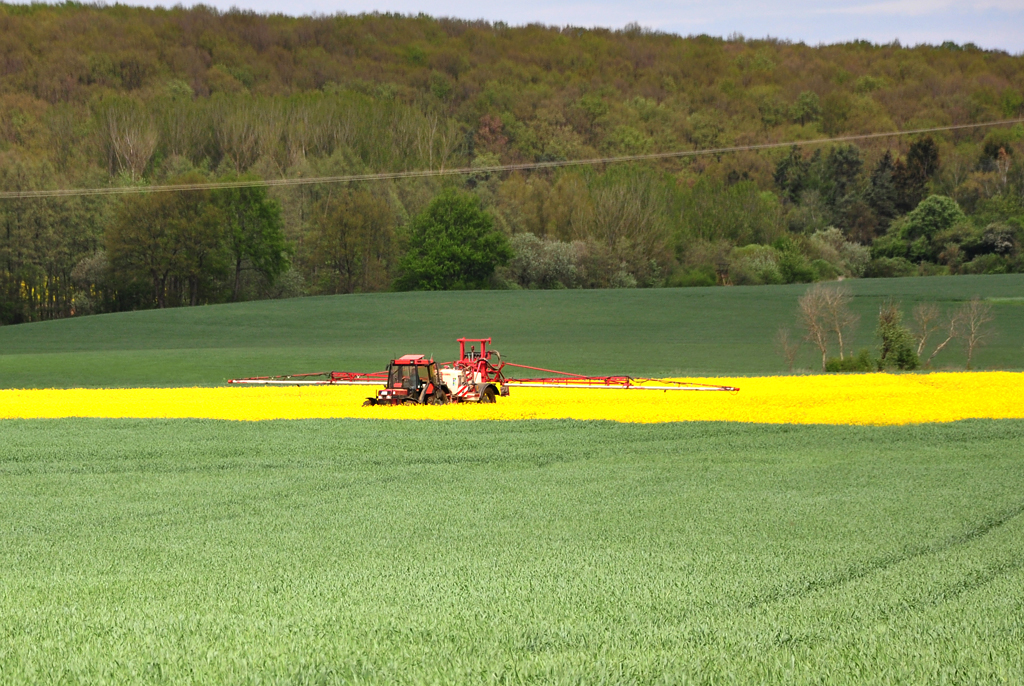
[366,338,506,406]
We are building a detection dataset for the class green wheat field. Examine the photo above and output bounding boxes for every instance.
[0,274,1021,387]
[2,419,1023,683]
[1,276,1023,683]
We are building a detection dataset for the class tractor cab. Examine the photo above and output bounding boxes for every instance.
[369,355,445,405]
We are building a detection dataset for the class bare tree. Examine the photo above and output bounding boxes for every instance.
[821,284,858,360]
[102,98,158,180]
[911,302,942,356]
[214,97,261,172]
[798,285,831,372]
[923,310,962,367]
[254,97,285,170]
[774,327,801,372]
[956,297,995,370]
[414,110,462,171]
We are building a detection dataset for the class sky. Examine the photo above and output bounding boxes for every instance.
[26,0,1024,52]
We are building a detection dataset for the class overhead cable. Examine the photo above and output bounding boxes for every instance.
[1,117,1022,200]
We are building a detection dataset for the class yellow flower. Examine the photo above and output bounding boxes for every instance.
[1,372,1022,425]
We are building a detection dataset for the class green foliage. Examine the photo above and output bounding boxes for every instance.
[821,144,863,212]
[864,256,916,278]
[896,195,968,242]
[501,233,580,289]
[307,188,395,294]
[772,236,816,283]
[679,177,785,246]
[3,418,1024,682]
[789,91,822,126]
[865,150,897,232]
[876,299,919,370]
[825,348,874,372]
[667,265,717,287]
[0,5,1023,318]
[892,137,940,214]
[212,178,291,301]
[396,189,512,291]
[102,173,293,307]
[873,195,973,264]
[773,146,809,204]
[106,174,225,308]
[728,244,784,285]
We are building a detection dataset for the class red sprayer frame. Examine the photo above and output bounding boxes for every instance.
[227,337,739,393]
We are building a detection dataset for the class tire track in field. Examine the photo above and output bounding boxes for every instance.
[904,557,1024,611]
[746,500,1024,609]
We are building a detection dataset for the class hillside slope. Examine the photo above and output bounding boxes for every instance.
[2,3,1023,324]
[0,275,1020,387]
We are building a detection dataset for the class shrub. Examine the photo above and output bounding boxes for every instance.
[667,266,716,287]
[895,195,968,242]
[807,227,870,277]
[730,244,782,285]
[961,253,1008,275]
[877,300,919,370]
[503,233,580,289]
[864,257,915,278]
[826,348,874,372]
[869,233,909,260]
[810,259,839,281]
[778,251,815,283]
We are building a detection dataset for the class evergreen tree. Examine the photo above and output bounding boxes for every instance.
[894,137,940,213]
[822,145,863,212]
[866,150,898,229]
[907,136,940,181]
[773,146,809,204]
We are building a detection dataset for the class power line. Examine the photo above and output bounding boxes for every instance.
[2,117,1022,200]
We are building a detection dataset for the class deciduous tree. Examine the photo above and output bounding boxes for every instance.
[309,188,394,294]
[213,179,291,301]
[396,189,511,291]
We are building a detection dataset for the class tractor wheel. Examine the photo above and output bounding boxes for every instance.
[479,386,497,404]
[362,398,376,407]
[428,390,449,405]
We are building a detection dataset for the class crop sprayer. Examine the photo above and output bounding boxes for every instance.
[227,337,739,405]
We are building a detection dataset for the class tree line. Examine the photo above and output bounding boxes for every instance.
[0,4,1023,323]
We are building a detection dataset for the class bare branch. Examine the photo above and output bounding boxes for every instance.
[955,297,995,370]
[924,310,962,367]
[798,284,832,372]
[774,327,801,372]
[821,284,858,360]
[911,302,941,356]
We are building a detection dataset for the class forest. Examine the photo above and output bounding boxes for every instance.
[0,2,1023,322]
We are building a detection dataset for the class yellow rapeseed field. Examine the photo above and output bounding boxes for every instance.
[1,372,1021,424]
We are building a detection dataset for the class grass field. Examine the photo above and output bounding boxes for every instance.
[1,418,1023,684]
[0,274,1021,387]
[2,279,1022,683]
